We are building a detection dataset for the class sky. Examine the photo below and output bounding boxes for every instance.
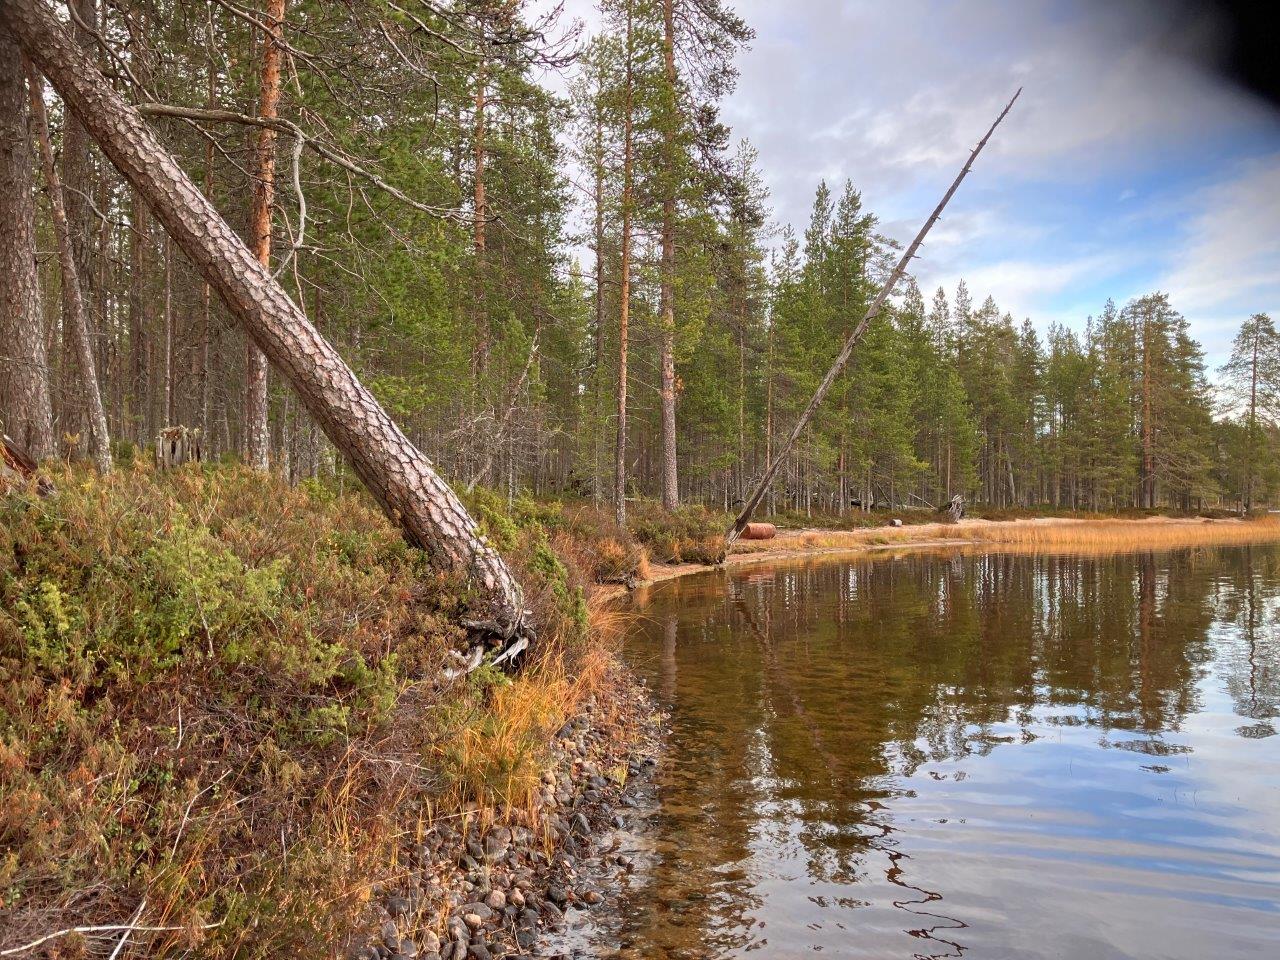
[548,0,1280,369]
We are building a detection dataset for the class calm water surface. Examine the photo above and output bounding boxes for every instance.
[590,546,1280,959]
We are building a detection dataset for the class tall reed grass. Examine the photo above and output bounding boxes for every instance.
[963,515,1280,551]
[730,515,1280,558]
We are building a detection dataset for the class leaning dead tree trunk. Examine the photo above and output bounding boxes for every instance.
[467,328,540,494]
[726,89,1020,543]
[27,61,112,474]
[2,0,527,639]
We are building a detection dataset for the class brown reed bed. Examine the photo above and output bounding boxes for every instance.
[728,514,1280,561]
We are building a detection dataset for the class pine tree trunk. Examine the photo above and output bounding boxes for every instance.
[1245,331,1258,514]
[615,0,635,528]
[764,322,774,513]
[1141,314,1153,509]
[657,0,678,511]
[244,0,284,470]
[163,236,175,426]
[27,62,111,472]
[472,60,489,386]
[0,29,54,460]
[197,40,216,437]
[590,104,606,505]
[1,0,528,636]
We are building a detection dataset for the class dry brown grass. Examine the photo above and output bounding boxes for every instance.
[961,515,1280,554]
[431,643,617,815]
[730,515,1280,559]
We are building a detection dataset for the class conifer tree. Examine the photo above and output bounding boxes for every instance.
[1220,313,1280,511]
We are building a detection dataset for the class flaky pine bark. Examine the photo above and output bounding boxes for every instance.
[727,90,1021,542]
[244,0,286,469]
[57,0,94,449]
[614,0,635,528]
[0,30,53,460]
[658,0,678,510]
[27,63,111,473]
[1,0,527,636]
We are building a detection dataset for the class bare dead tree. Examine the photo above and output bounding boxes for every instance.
[1,0,529,642]
[467,327,540,493]
[27,61,112,473]
[727,89,1021,543]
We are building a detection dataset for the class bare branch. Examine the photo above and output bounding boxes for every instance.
[135,102,467,222]
[0,915,223,957]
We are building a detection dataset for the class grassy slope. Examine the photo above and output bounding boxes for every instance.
[0,464,615,956]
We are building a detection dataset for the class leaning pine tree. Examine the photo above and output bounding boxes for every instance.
[0,0,528,644]
[727,89,1020,541]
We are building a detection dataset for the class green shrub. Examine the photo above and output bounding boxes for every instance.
[625,499,727,565]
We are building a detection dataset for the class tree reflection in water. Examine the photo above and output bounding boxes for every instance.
[578,545,1280,960]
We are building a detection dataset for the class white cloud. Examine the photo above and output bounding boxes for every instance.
[925,253,1124,324]
[720,0,1278,234]
[1162,156,1280,326]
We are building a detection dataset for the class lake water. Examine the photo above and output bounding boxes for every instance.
[587,546,1280,959]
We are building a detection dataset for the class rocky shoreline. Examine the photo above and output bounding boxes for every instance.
[348,666,664,960]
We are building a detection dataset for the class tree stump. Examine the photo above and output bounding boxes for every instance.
[1,433,54,496]
[155,426,204,470]
[942,495,965,522]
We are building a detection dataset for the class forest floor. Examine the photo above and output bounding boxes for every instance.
[0,463,667,960]
[606,513,1280,597]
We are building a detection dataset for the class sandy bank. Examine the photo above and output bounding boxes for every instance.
[596,515,1280,600]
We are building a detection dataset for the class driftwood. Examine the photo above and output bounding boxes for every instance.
[726,90,1020,544]
[155,426,204,470]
